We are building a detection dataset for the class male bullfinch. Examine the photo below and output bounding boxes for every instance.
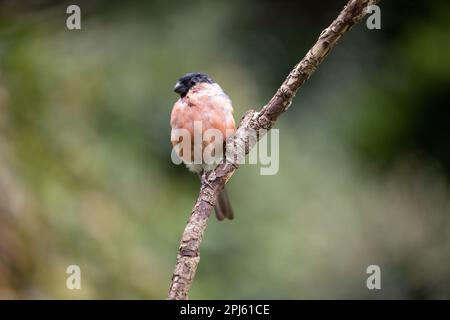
[170,72,235,221]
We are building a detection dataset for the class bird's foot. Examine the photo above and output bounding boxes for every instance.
[200,170,214,189]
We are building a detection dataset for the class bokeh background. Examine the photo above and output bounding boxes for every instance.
[1,0,449,299]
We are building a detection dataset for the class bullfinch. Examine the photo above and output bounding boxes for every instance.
[170,72,235,220]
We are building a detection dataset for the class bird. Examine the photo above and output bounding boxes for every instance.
[170,72,235,221]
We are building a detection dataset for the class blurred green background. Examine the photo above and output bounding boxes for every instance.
[1,0,450,299]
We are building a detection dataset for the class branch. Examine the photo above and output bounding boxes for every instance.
[167,0,380,300]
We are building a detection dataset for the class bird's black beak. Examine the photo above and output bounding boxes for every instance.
[173,81,186,96]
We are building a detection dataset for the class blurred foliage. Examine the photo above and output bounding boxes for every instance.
[0,0,449,299]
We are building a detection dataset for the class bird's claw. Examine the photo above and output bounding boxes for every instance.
[201,171,213,189]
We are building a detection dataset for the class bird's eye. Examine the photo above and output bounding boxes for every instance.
[189,80,196,86]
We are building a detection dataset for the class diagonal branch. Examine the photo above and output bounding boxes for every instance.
[168,0,380,300]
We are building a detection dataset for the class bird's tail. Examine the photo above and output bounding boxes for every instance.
[214,187,234,221]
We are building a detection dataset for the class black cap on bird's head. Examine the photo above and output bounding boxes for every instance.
[173,72,214,97]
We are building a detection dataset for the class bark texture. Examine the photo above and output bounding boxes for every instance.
[168,0,380,300]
